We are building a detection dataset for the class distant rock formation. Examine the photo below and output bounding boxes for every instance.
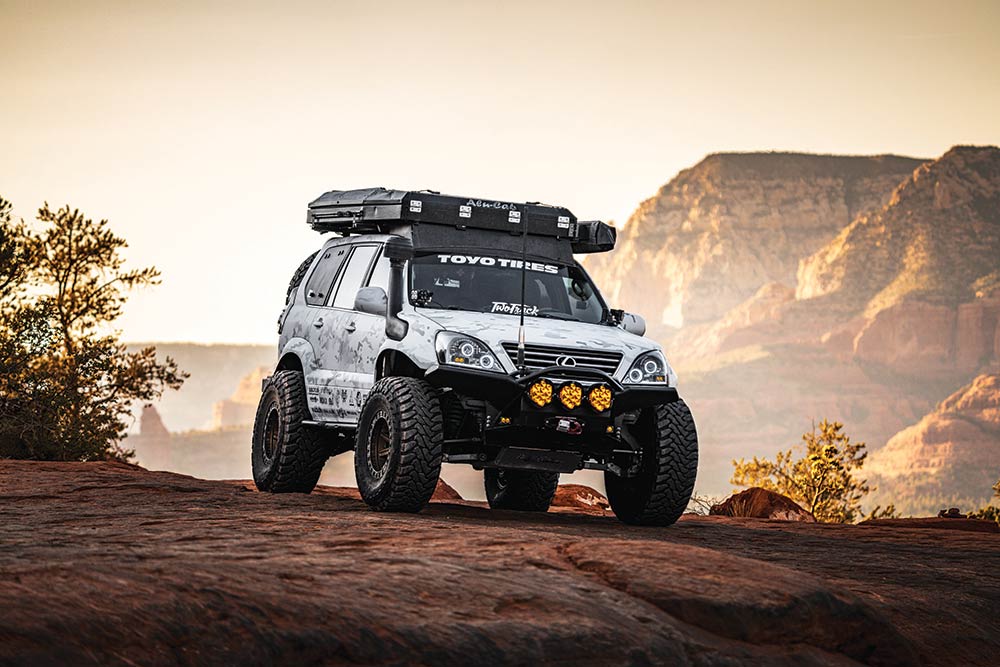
[710,487,816,522]
[125,343,275,432]
[586,152,924,333]
[797,146,1000,313]
[585,146,1000,498]
[212,366,270,429]
[140,405,170,438]
[866,373,1000,515]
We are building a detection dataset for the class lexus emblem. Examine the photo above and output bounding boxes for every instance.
[555,355,578,367]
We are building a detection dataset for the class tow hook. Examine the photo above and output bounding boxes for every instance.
[546,417,583,436]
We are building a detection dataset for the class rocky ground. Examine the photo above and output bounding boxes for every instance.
[1,461,998,666]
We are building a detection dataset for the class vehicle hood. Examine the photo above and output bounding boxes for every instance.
[413,308,659,374]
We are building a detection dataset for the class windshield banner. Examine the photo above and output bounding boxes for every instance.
[434,254,559,274]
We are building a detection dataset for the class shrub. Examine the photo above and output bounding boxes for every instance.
[730,419,876,523]
[0,198,186,461]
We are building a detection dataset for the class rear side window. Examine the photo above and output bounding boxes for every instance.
[305,246,348,306]
[366,248,391,293]
[332,245,378,309]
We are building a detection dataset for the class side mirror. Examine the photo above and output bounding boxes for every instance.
[621,312,646,337]
[354,286,387,316]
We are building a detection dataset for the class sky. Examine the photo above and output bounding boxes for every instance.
[2,0,999,344]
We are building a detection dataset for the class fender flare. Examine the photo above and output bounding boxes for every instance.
[277,337,316,374]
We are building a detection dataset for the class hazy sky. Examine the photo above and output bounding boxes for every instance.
[2,0,998,343]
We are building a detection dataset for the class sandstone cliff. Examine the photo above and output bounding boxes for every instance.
[212,365,270,428]
[866,373,1000,515]
[586,147,1000,499]
[587,152,924,334]
[798,146,1000,314]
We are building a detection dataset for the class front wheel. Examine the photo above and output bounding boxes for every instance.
[485,468,559,512]
[605,399,698,526]
[355,377,444,512]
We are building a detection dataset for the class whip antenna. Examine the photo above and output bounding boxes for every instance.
[517,207,528,373]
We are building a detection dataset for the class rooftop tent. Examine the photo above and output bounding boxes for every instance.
[306,187,615,259]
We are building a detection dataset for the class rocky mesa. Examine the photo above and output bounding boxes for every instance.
[866,373,1000,515]
[587,147,1000,500]
[586,152,924,334]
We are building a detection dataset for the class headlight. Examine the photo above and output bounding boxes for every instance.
[435,332,504,373]
[623,351,673,385]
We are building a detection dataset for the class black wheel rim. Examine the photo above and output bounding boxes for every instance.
[367,415,391,478]
[263,405,281,461]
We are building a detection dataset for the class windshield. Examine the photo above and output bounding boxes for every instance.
[409,253,607,324]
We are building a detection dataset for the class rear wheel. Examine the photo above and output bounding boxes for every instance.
[485,468,559,512]
[355,377,444,512]
[251,370,327,493]
[605,399,698,526]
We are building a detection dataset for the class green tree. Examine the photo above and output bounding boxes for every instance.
[0,198,186,461]
[730,419,875,523]
[968,478,1000,524]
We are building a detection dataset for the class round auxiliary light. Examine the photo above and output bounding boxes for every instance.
[627,368,644,383]
[558,382,583,410]
[528,379,553,407]
[643,358,659,374]
[479,355,495,370]
[459,341,476,358]
[588,384,613,412]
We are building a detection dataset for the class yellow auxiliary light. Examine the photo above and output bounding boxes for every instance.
[558,382,583,410]
[527,379,553,407]
[588,384,613,412]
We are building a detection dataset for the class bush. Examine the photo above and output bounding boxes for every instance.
[0,198,186,461]
[968,479,1000,524]
[730,419,880,523]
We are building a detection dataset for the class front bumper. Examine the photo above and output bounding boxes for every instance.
[423,363,679,416]
[425,363,679,473]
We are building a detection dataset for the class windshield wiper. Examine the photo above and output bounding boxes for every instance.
[536,312,575,321]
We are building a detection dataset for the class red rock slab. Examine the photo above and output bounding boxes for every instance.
[859,517,1000,533]
[1,461,998,666]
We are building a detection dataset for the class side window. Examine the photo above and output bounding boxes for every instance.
[332,245,378,309]
[304,246,349,306]
[366,248,391,293]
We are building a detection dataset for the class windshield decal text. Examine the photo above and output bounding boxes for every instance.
[436,254,559,274]
[491,302,540,316]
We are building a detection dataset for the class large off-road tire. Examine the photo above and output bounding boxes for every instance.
[252,370,327,493]
[605,399,698,526]
[484,468,559,512]
[355,377,444,512]
[286,251,318,302]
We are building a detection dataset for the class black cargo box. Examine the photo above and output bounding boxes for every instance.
[308,188,576,238]
[306,187,615,254]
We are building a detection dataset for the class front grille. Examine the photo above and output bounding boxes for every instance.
[501,342,622,375]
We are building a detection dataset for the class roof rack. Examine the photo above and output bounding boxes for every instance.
[306,187,615,253]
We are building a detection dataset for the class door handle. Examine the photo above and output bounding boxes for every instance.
[313,318,324,329]
[345,322,357,333]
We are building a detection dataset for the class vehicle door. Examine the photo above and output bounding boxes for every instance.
[315,243,381,424]
[338,246,391,418]
[301,242,350,421]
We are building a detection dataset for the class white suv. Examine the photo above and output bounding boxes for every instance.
[252,188,697,525]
